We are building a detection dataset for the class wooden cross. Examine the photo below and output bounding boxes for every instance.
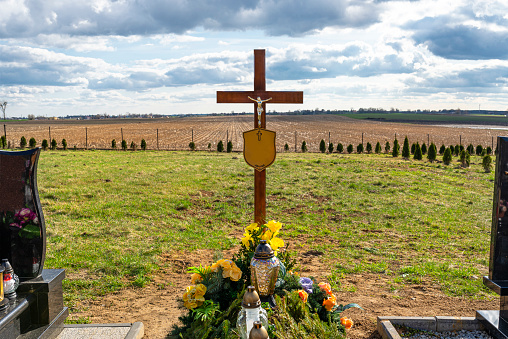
[217,49,303,224]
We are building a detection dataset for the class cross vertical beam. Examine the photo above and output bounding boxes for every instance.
[217,49,303,225]
[254,50,267,224]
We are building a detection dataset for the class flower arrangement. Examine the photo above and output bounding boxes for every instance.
[3,208,40,239]
[171,220,361,338]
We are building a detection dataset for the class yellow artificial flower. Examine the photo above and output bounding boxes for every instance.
[229,266,242,281]
[190,273,202,284]
[241,232,253,248]
[261,229,273,241]
[266,220,282,234]
[269,237,284,251]
[195,284,207,297]
[245,223,259,233]
[182,284,207,310]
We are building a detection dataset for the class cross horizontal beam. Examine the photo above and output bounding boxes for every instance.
[216,91,303,104]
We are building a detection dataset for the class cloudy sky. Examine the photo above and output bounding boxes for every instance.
[2,0,508,117]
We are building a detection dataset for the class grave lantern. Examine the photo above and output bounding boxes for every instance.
[250,240,280,307]
[0,265,6,312]
[249,321,269,339]
[2,259,19,300]
[236,286,268,339]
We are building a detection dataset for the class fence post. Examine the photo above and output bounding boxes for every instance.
[192,129,194,143]
[427,134,429,146]
[460,135,462,146]
[49,126,51,142]
[3,124,5,140]
[121,128,123,142]
[157,129,159,150]
[294,131,297,152]
[85,127,88,150]
[328,131,330,145]
[362,132,364,145]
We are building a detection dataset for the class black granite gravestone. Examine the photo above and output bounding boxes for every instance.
[0,148,67,339]
[477,136,508,339]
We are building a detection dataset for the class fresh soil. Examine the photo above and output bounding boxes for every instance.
[67,247,497,339]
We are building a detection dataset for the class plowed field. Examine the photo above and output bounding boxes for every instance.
[2,114,505,151]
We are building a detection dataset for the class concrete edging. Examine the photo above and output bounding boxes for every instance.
[61,322,144,338]
[377,316,484,339]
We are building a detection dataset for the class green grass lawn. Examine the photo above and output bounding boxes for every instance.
[37,150,495,316]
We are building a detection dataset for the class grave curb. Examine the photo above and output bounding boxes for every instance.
[60,322,144,339]
[377,316,484,339]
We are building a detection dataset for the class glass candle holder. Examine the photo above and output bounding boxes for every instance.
[250,240,280,297]
[2,259,19,300]
[237,286,268,339]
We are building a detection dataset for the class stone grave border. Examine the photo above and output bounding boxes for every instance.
[377,316,486,339]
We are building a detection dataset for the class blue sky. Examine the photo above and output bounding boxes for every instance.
[1,0,508,117]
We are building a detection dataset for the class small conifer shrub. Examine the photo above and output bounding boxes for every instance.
[328,143,334,153]
[443,147,452,165]
[427,143,437,162]
[402,137,410,159]
[217,140,224,152]
[62,139,67,150]
[421,143,427,155]
[121,139,127,150]
[208,143,211,150]
[301,141,307,153]
[375,142,381,154]
[285,143,290,152]
[130,141,136,151]
[111,139,117,149]
[449,145,455,154]
[454,145,460,156]
[357,143,363,153]
[439,144,446,155]
[227,141,233,153]
[337,143,343,153]
[411,143,416,155]
[29,138,36,148]
[487,146,492,155]
[459,150,470,167]
[41,139,48,150]
[414,142,422,160]
[319,139,326,153]
[0,136,5,149]
[189,141,196,151]
[476,145,483,156]
[20,136,27,148]
[392,139,399,157]
[366,142,372,153]
[385,141,390,153]
[483,154,492,173]
[51,139,57,150]
[141,139,147,150]
[347,144,353,154]
[467,144,474,155]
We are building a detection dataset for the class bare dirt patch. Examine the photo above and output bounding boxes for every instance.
[67,249,497,339]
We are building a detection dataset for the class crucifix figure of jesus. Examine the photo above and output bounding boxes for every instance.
[217,49,303,224]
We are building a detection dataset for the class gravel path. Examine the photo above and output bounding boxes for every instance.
[406,329,492,339]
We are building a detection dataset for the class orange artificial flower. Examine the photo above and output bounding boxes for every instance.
[322,294,336,311]
[297,289,308,303]
[340,317,354,329]
[318,282,333,296]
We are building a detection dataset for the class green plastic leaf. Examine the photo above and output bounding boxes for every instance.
[19,223,39,239]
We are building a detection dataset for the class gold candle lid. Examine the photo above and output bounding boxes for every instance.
[242,286,261,308]
[254,240,274,259]
[249,321,269,339]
